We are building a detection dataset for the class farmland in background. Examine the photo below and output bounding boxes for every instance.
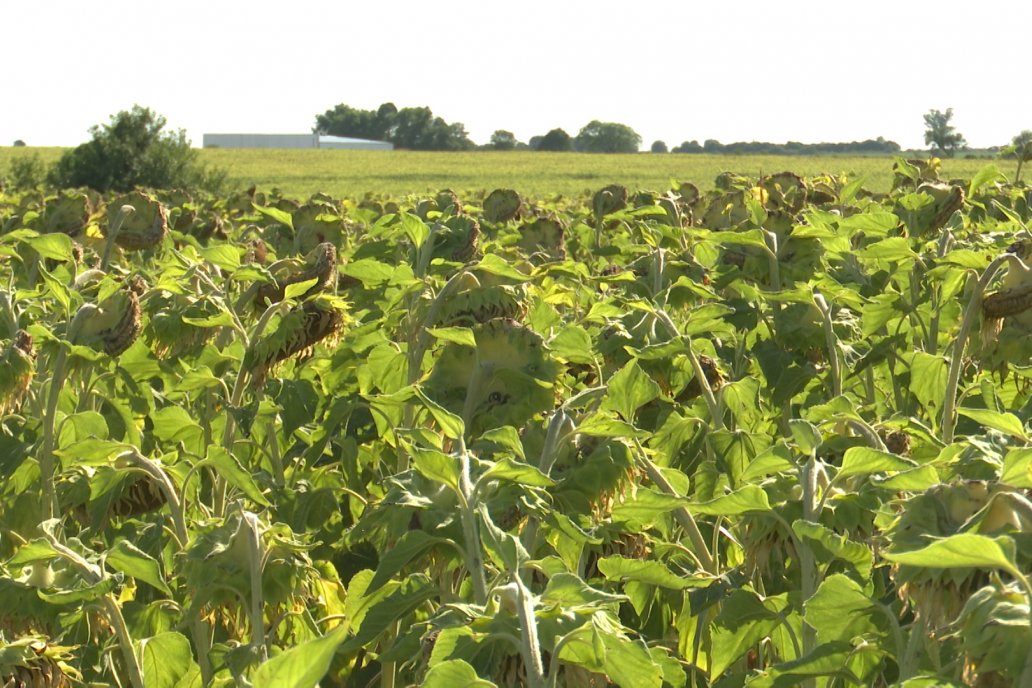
[1,147,1016,198]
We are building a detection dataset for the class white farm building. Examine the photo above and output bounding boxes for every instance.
[202,133,393,150]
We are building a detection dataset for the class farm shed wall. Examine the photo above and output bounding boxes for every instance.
[202,134,393,150]
[318,136,394,151]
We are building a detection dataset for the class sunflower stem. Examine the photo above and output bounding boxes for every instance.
[813,292,841,399]
[514,574,546,688]
[100,204,135,273]
[635,441,716,574]
[942,254,1011,444]
[45,533,145,688]
[40,305,95,524]
[799,454,819,688]
[216,300,290,517]
[117,449,214,684]
[242,511,268,663]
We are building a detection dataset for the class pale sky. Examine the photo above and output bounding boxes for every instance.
[4,0,1029,151]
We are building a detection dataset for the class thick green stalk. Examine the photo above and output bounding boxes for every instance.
[216,300,287,517]
[100,204,136,272]
[455,362,490,604]
[456,473,488,605]
[45,535,144,688]
[635,442,716,574]
[242,512,268,663]
[799,455,819,688]
[942,254,1011,444]
[118,450,213,685]
[655,310,726,431]
[40,306,96,522]
[400,268,475,471]
[513,576,546,688]
[520,411,574,557]
[117,451,188,546]
[266,417,285,487]
[0,291,17,338]
[652,247,665,298]
[813,293,841,399]
[926,230,954,355]
[762,229,781,293]
[900,616,925,682]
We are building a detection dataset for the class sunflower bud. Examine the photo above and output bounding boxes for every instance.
[483,188,523,224]
[0,330,35,415]
[954,582,1031,683]
[982,283,1032,319]
[245,298,345,385]
[76,289,142,357]
[256,242,337,307]
[105,192,167,250]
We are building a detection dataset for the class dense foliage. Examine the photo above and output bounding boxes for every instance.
[924,109,967,158]
[574,120,642,154]
[2,159,1032,687]
[529,128,574,152]
[673,138,903,155]
[315,102,475,151]
[48,106,220,193]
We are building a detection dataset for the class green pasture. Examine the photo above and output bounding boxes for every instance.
[1,146,1017,200]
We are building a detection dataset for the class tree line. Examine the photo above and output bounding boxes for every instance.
[314,102,915,155]
[314,102,646,153]
[8,105,1032,194]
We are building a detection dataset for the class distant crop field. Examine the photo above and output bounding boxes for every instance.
[1,146,1018,199]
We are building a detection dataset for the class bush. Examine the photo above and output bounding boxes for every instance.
[574,121,641,154]
[7,153,46,190]
[49,106,222,193]
[534,128,574,152]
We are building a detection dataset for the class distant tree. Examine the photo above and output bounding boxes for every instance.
[1006,130,1032,158]
[536,128,574,152]
[923,108,966,157]
[528,135,544,151]
[49,105,213,192]
[8,153,45,190]
[574,121,641,153]
[1005,130,1032,182]
[490,130,518,150]
[703,139,724,153]
[13,140,26,147]
[650,140,668,153]
[315,102,396,141]
[315,101,472,150]
[376,102,399,129]
[381,106,474,151]
[672,140,703,153]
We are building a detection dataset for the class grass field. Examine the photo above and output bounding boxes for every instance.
[1,146,1018,200]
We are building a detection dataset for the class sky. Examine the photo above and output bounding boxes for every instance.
[4,0,1030,151]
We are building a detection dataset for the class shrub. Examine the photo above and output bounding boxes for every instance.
[7,153,46,190]
[49,106,222,193]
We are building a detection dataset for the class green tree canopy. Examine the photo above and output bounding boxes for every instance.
[314,102,473,151]
[923,108,966,157]
[650,140,668,153]
[489,130,518,150]
[1008,130,1032,159]
[534,128,574,152]
[48,105,212,192]
[574,121,642,153]
[672,140,703,153]
[314,102,397,141]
